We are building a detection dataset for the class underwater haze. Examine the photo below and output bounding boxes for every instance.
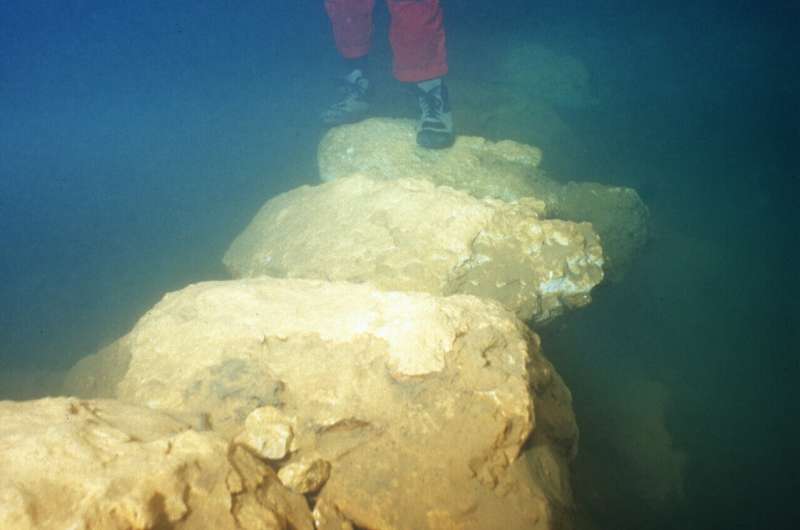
[1,0,796,529]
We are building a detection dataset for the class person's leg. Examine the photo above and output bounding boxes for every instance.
[325,0,375,61]
[322,0,375,125]
[386,0,453,148]
[386,0,447,83]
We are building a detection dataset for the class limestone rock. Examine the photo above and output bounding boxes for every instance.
[278,457,332,494]
[549,181,650,282]
[0,397,313,530]
[318,117,545,202]
[223,175,604,323]
[313,499,354,530]
[317,118,649,280]
[236,405,295,460]
[65,277,578,530]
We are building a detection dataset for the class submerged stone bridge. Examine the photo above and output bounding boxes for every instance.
[1,118,649,530]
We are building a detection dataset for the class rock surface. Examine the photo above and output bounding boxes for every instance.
[317,118,648,280]
[223,175,604,323]
[318,118,546,202]
[549,181,649,281]
[0,397,313,530]
[65,277,579,530]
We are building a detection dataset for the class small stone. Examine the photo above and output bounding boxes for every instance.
[278,457,332,494]
[313,499,354,530]
[238,406,294,460]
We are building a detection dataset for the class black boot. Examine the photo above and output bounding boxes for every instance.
[415,78,454,149]
[321,68,372,126]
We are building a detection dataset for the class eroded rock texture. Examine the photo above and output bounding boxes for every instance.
[0,397,313,530]
[318,118,648,281]
[318,118,546,202]
[65,278,578,530]
[223,175,604,324]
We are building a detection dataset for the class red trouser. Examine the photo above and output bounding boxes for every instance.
[324,0,447,82]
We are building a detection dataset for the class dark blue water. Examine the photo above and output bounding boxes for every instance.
[1,1,333,370]
[1,1,796,528]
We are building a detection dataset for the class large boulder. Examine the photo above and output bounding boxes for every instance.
[317,118,649,281]
[65,277,579,530]
[223,175,604,324]
[0,397,313,530]
[318,118,547,202]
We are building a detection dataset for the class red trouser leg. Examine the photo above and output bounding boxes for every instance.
[324,0,448,82]
[387,0,447,82]
[324,0,375,59]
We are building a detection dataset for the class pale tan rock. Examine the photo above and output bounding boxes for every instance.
[317,118,648,281]
[313,499,354,530]
[278,457,332,494]
[318,117,544,202]
[549,181,649,282]
[0,397,313,530]
[65,277,578,529]
[227,444,315,530]
[237,406,295,460]
[223,175,603,323]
